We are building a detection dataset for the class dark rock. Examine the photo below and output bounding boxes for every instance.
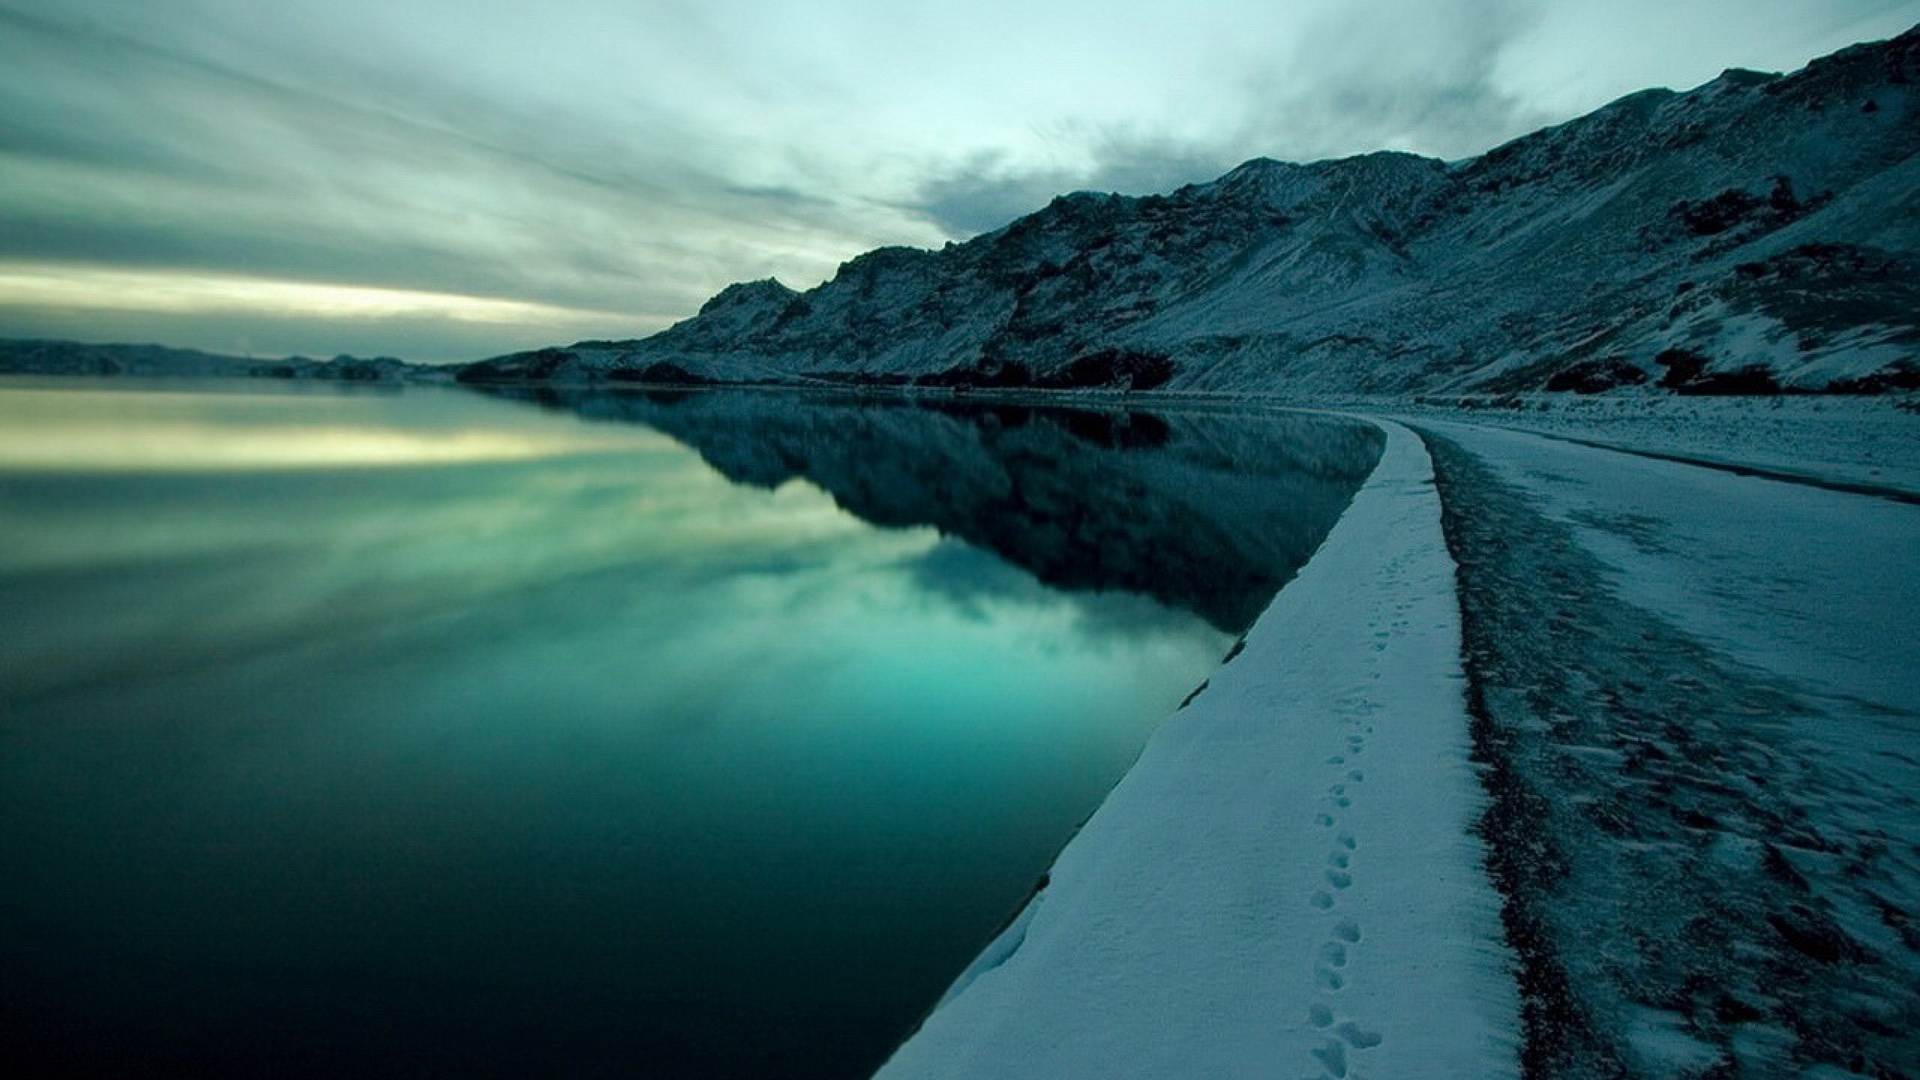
[1545,357,1650,394]
[1655,347,1712,388]
[1034,349,1177,391]
[1823,360,1920,394]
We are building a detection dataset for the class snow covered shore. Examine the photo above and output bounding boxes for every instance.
[877,393,1919,1079]
[875,423,1519,1080]
[1388,393,1920,499]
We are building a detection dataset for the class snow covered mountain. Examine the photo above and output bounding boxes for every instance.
[462,27,1919,396]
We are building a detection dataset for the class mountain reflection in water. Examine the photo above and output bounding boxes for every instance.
[0,380,1382,1080]
[487,387,1384,633]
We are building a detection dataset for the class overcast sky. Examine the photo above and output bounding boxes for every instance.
[1,0,1915,362]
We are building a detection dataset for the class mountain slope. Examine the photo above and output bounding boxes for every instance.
[463,28,1920,395]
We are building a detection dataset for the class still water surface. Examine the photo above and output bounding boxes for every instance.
[0,380,1380,1078]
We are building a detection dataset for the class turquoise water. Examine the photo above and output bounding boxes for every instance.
[0,380,1380,1078]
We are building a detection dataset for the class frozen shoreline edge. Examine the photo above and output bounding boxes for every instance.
[875,420,1520,1079]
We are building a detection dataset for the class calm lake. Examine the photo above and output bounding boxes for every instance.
[0,379,1381,1078]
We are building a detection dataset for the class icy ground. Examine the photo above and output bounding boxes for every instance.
[1418,419,1919,1078]
[1388,394,1920,499]
[879,396,1920,1079]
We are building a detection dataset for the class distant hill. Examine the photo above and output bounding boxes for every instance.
[0,339,432,382]
[463,26,1920,396]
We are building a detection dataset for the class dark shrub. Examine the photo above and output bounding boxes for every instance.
[1545,357,1649,394]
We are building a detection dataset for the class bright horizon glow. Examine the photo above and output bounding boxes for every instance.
[0,383,681,471]
[0,264,634,327]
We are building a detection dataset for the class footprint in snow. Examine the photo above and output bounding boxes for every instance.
[1329,851,1350,869]
[1319,942,1348,968]
[1315,968,1345,992]
[1313,1037,1349,1077]
[1325,869,1352,889]
[1333,918,1361,943]
[1310,890,1335,910]
[1309,1003,1334,1029]
[1325,755,1345,765]
[1337,833,1357,850]
[1334,796,1352,808]
[1335,1021,1383,1050]
[1347,769,1364,782]
[1315,813,1335,827]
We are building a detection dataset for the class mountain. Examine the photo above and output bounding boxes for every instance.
[462,28,1920,396]
[0,339,434,382]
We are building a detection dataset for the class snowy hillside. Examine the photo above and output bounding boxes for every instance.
[462,28,1920,396]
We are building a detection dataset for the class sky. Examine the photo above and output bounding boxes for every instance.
[1,0,1915,364]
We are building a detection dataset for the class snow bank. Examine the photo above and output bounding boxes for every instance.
[874,423,1518,1080]
[1382,394,1920,499]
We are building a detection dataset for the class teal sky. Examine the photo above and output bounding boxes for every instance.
[1,0,1915,363]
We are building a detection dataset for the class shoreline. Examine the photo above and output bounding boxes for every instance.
[876,421,1520,1079]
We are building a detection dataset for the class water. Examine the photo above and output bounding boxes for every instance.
[0,379,1381,1078]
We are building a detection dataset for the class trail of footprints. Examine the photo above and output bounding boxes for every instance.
[1302,598,1413,1079]
[1306,741,1382,1077]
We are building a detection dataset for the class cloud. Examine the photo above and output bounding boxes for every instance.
[904,135,1241,237]
[894,0,1545,235]
[0,1,940,357]
[1237,0,1548,160]
[893,0,1920,238]
[2,0,1913,360]
[1493,0,1920,117]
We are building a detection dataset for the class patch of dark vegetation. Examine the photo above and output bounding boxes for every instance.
[1544,357,1649,394]
[914,349,1176,392]
[456,347,577,383]
[913,359,1035,390]
[1035,348,1177,391]
[1653,347,1710,388]
[1654,348,1784,395]
[1823,360,1920,395]
[606,361,716,385]
[1442,393,1529,410]
[809,369,913,388]
[1677,365,1783,395]
[1670,175,1814,238]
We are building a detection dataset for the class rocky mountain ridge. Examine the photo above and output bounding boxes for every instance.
[463,27,1920,396]
[0,339,435,382]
